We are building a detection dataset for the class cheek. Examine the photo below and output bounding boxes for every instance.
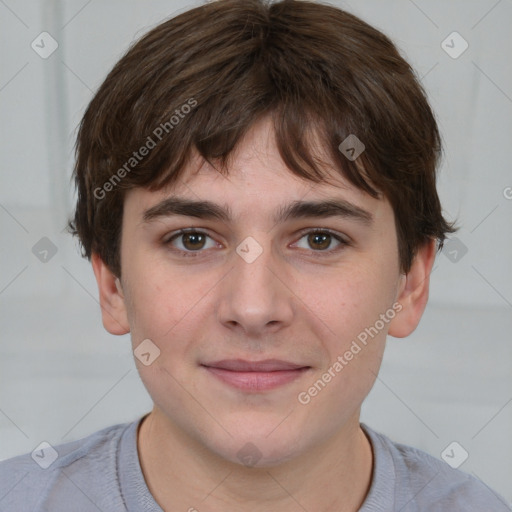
[298,261,397,345]
[293,265,393,424]
[124,262,228,387]
[124,256,213,338]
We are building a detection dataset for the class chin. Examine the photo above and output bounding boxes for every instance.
[204,423,308,469]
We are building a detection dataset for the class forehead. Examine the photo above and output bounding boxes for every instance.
[124,116,390,226]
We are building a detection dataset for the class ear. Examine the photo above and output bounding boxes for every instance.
[388,239,437,338]
[91,252,130,335]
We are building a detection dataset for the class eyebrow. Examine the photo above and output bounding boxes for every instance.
[142,196,373,226]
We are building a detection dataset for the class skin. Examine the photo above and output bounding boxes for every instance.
[92,116,436,511]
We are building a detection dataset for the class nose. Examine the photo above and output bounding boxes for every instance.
[216,235,294,338]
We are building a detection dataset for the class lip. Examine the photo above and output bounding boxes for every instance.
[201,359,311,391]
[204,359,307,372]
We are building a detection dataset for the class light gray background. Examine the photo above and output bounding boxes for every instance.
[1,0,511,506]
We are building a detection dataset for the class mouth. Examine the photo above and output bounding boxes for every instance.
[201,359,311,392]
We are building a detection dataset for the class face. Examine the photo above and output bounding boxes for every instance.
[95,116,431,467]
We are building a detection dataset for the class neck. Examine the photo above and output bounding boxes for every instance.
[137,408,373,512]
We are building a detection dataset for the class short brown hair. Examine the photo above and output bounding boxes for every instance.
[68,0,455,277]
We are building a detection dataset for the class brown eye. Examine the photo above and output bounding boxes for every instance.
[307,232,332,250]
[166,230,217,254]
[293,229,348,254]
[181,232,207,251]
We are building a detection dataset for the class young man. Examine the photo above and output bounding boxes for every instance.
[0,0,509,510]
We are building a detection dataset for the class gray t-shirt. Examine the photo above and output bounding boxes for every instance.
[0,415,509,511]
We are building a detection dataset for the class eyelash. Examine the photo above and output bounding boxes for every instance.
[163,228,350,258]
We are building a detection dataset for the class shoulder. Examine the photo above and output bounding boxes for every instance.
[0,420,135,512]
[361,423,511,511]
